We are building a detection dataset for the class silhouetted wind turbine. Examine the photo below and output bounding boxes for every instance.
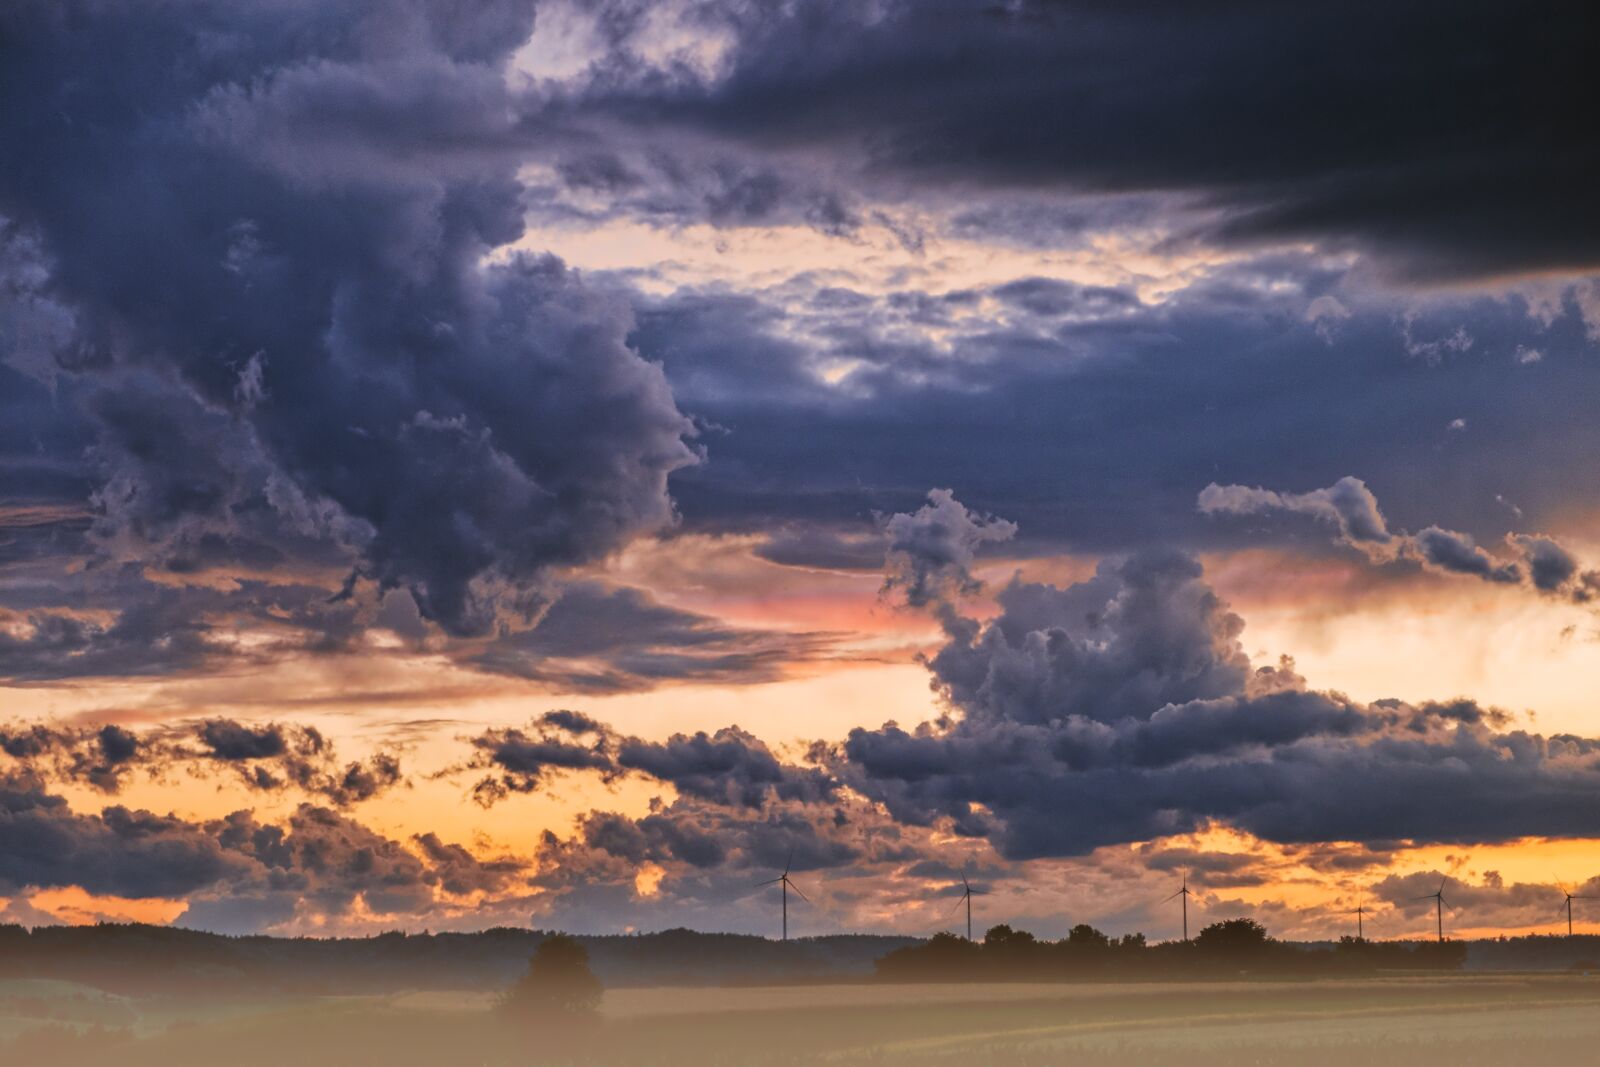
[947,872,983,941]
[1411,877,1449,943]
[1558,884,1592,938]
[1350,900,1368,941]
[1163,875,1192,942]
[757,849,808,941]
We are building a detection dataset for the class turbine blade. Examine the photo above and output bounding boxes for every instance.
[785,846,794,876]
[756,878,782,887]
[1162,890,1184,903]
[787,879,810,903]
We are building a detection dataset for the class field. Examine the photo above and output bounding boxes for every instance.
[6,975,1600,1065]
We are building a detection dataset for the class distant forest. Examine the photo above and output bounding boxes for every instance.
[874,921,1473,980]
[0,924,913,995]
[2,921,1598,996]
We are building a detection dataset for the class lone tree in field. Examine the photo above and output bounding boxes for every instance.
[501,933,604,1025]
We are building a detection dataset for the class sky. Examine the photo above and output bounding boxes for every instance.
[3,0,1600,943]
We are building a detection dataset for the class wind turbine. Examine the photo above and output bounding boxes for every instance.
[1558,884,1592,938]
[1411,877,1449,943]
[947,871,983,941]
[757,849,808,941]
[1350,900,1368,941]
[1163,875,1193,942]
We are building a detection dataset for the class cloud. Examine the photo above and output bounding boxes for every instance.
[3,765,531,933]
[458,713,836,811]
[881,488,1016,611]
[466,580,842,692]
[540,0,1600,282]
[0,773,256,899]
[832,493,1600,859]
[615,727,837,809]
[462,712,617,806]
[0,717,406,808]
[1202,475,1600,601]
[1198,476,1392,550]
[1412,526,1520,584]
[0,0,697,637]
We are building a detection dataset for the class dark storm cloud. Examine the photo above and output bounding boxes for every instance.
[468,581,842,693]
[552,0,1600,281]
[454,494,1600,872]
[637,266,1600,557]
[0,0,697,638]
[825,494,1600,859]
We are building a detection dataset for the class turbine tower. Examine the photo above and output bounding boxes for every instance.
[757,849,808,941]
[1559,884,1592,938]
[948,872,983,941]
[1351,902,1367,941]
[1163,875,1192,942]
[1411,877,1449,943]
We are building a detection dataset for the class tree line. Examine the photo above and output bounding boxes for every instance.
[874,920,1470,980]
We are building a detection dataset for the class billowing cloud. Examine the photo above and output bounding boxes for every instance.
[1202,475,1600,601]
[0,0,697,637]
[832,494,1600,858]
[881,488,1016,611]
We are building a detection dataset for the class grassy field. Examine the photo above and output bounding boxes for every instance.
[5,975,1600,1064]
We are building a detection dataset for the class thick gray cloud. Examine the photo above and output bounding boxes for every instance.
[830,495,1600,858]
[637,266,1600,564]
[544,0,1600,282]
[0,0,697,637]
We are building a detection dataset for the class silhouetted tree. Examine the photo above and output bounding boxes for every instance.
[874,931,982,980]
[1194,918,1271,960]
[1065,924,1111,951]
[500,934,604,1026]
